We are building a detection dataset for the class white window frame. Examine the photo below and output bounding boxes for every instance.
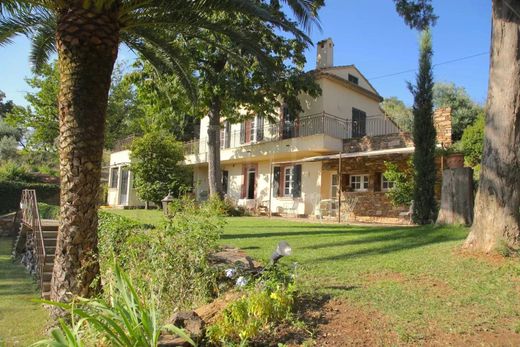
[109,167,119,189]
[220,124,226,149]
[331,173,339,199]
[350,174,369,192]
[250,119,256,143]
[284,166,294,197]
[381,174,395,191]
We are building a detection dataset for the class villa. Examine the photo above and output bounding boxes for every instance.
[107,39,451,223]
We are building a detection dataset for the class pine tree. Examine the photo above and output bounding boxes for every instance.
[409,29,437,224]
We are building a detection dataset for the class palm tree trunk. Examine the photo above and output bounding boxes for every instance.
[464,0,520,252]
[207,97,224,199]
[50,4,119,314]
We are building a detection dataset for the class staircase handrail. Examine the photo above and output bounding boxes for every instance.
[20,189,47,292]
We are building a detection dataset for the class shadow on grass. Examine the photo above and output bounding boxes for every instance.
[313,231,466,262]
[222,227,399,240]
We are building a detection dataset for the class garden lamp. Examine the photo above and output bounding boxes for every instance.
[161,191,174,216]
[270,241,292,265]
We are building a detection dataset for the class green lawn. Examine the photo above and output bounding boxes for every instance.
[111,210,520,341]
[0,237,48,346]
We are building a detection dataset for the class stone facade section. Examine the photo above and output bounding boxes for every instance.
[322,153,443,223]
[433,107,452,146]
[343,132,413,153]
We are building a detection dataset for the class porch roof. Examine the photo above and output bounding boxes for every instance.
[272,146,415,165]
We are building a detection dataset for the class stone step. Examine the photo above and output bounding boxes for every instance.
[43,238,57,246]
[42,230,58,237]
[42,282,51,294]
[41,220,59,231]
[44,263,53,272]
[45,247,56,254]
[42,272,52,282]
[42,291,51,300]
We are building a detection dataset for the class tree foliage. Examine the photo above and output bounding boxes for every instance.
[6,62,59,151]
[461,113,484,170]
[433,82,484,141]
[130,131,191,205]
[384,160,415,206]
[393,0,438,30]
[5,61,146,150]
[0,91,14,119]
[123,61,198,141]
[409,29,437,224]
[381,96,413,132]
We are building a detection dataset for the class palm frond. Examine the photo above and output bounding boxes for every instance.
[275,0,322,33]
[29,10,56,72]
[121,31,197,102]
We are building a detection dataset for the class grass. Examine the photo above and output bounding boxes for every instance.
[111,210,520,341]
[0,237,48,346]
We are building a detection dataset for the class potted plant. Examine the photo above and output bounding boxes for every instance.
[437,143,465,169]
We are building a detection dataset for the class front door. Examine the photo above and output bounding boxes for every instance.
[119,166,129,205]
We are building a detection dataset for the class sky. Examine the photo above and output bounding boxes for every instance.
[0,0,491,108]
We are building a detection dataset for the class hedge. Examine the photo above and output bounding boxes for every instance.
[0,180,60,215]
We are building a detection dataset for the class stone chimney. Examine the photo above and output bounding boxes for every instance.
[433,107,452,146]
[317,38,334,69]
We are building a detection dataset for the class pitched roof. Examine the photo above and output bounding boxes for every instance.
[312,70,383,102]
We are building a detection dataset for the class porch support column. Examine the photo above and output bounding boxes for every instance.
[269,159,273,218]
[338,152,342,223]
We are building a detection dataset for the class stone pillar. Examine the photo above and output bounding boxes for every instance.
[433,107,453,147]
[436,168,474,226]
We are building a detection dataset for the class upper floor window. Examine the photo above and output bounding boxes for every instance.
[350,174,369,192]
[282,104,298,139]
[109,167,119,188]
[348,74,359,85]
[240,116,264,144]
[220,121,230,149]
[352,108,367,138]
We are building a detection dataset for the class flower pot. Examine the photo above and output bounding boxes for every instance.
[446,153,464,169]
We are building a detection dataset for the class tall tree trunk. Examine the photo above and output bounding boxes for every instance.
[50,4,119,314]
[207,97,224,199]
[464,0,520,252]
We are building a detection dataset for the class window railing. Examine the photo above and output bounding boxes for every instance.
[184,112,401,156]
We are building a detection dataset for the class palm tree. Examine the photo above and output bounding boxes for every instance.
[0,0,320,312]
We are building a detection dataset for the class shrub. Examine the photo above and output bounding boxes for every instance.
[0,136,19,162]
[0,161,33,181]
[98,197,225,316]
[0,180,60,214]
[130,131,191,205]
[34,264,195,347]
[221,197,249,217]
[383,160,415,206]
[38,202,59,219]
[461,114,484,168]
[207,265,298,345]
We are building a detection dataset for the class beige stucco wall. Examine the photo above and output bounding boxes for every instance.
[107,150,146,207]
[320,78,398,136]
[320,170,334,200]
[195,160,322,216]
[326,66,375,93]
